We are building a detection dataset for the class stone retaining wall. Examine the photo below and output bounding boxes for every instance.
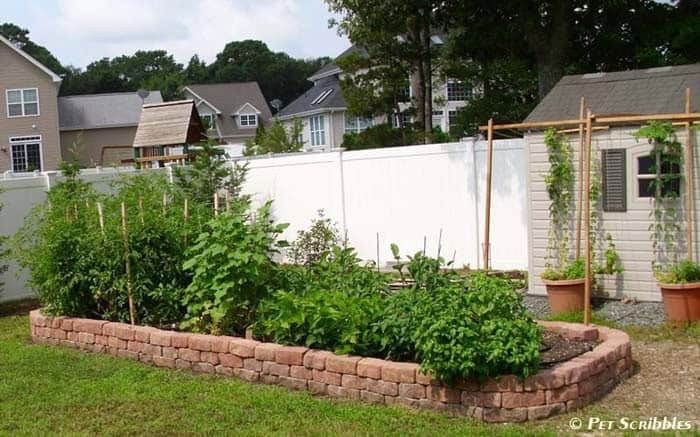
[29,310,632,422]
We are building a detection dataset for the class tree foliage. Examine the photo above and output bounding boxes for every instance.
[244,120,304,156]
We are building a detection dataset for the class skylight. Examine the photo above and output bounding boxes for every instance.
[311,89,333,105]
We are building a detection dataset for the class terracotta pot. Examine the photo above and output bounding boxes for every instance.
[542,278,586,314]
[658,282,700,323]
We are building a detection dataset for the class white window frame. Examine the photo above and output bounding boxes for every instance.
[633,149,681,200]
[239,113,258,128]
[6,88,40,118]
[9,135,43,172]
[200,113,215,130]
[310,115,326,146]
[446,80,470,102]
[344,115,373,134]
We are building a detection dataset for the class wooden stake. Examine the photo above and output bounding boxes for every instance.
[183,199,189,248]
[162,193,168,217]
[583,111,593,326]
[121,202,136,325]
[483,118,494,271]
[97,202,105,235]
[685,88,694,261]
[225,191,231,212]
[213,192,219,216]
[576,97,585,259]
[138,197,145,225]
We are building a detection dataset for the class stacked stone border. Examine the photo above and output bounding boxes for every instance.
[29,310,632,423]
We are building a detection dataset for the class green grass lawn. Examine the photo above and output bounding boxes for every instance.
[0,314,556,436]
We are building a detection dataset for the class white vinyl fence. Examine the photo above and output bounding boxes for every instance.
[0,139,528,303]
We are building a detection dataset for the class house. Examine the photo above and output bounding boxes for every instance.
[275,45,474,151]
[132,100,207,168]
[182,82,272,155]
[0,34,62,173]
[524,64,700,301]
[58,91,163,167]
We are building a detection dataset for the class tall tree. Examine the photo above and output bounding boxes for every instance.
[208,40,330,109]
[0,22,66,75]
[327,0,446,141]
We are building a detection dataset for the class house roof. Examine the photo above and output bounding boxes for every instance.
[307,45,367,82]
[0,34,62,83]
[184,82,272,138]
[58,91,163,131]
[525,64,700,123]
[133,100,206,148]
[276,75,347,119]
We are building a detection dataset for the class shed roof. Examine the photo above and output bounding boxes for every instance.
[58,91,163,131]
[132,100,206,148]
[525,64,700,123]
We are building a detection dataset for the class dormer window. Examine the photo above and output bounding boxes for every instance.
[200,114,215,130]
[7,88,39,117]
[239,114,257,127]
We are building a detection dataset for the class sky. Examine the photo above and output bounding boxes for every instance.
[2,0,350,68]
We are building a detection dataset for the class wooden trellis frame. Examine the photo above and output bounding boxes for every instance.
[480,103,700,325]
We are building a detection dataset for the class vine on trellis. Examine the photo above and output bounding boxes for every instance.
[543,128,574,270]
[634,122,683,269]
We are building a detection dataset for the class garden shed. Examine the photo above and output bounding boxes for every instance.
[132,100,207,168]
[524,64,700,302]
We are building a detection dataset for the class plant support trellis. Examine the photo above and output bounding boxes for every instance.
[480,99,700,324]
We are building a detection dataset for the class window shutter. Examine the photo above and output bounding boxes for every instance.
[602,149,627,212]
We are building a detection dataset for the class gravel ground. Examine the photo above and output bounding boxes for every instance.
[523,294,667,326]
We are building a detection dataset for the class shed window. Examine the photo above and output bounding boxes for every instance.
[636,153,680,198]
[602,149,627,212]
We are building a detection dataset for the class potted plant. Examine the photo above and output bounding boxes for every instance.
[636,122,700,323]
[541,129,623,314]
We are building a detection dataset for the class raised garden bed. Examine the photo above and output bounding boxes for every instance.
[29,310,632,423]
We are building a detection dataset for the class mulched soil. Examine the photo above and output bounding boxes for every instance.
[539,330,597,367]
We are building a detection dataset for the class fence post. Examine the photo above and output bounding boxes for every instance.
[336,149,348,234]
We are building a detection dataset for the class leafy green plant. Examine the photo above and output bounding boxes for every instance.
[542,128,574,271]
[541,258,585,281]
[634,122,683,271]
[655,259,700,284]
[413,273,542,382]
[288,210,341,266]
[0,190,7,297]
[244,120,304,156]
[181,201,288,335]
[174,140,249,209]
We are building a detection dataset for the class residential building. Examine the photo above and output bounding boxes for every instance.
[0,34,62,173]
[524,64,700,301]
[59,91,163,167]
[183,82,273,156]
[275,45,474,151]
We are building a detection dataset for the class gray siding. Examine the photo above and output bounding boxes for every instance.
[526,126,700,302]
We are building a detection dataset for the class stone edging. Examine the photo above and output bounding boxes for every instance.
[29,310,632,422]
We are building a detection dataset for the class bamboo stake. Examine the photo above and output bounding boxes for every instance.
[183,199,189,248]
[97,202,105,235]
[225,191,231,212]
[483,118,494,271]
[213,192,219,216]
[162,193,168,217]
[138,197,145,226]
[583,111,593,326]
[575,97,585,259]
[685,88,694,261]
[121,202,136,325]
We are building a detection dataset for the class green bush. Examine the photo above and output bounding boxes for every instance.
[288,210,341,266]
[342,124,451,150]
[656,259,700,284]
[181,201,288,335]
[411,274,542,382]
[12,169,203,325]
[541,258,585,281]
